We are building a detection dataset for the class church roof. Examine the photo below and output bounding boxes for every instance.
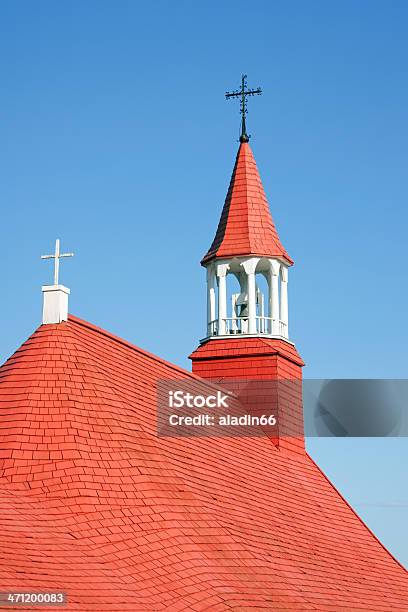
[0,315,407,610]
[202,142,293,265]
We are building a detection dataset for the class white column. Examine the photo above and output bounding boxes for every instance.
[241,258,260,335]
[216,263,229,335]
[268,259,280,335]
[206,265,216,336]
[280,266,289,338]
[231,293,238,332]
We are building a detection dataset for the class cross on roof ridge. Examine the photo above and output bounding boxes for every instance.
[41,238,74,286]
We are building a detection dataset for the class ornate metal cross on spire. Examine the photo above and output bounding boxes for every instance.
[225,74,262,143]
[41,239,74,286]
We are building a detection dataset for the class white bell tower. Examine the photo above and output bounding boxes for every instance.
[205,256,289,340]
[198,102,294,345]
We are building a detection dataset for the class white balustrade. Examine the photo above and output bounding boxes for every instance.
[208,316,287,337]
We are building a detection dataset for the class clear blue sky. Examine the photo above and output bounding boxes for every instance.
[1,1,407,566]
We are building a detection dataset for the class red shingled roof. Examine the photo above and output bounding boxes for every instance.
[0,316,407,610]
[202,142,293,265]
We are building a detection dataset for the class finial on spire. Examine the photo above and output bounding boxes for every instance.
[41,239,74,286]
[225,74,262,143]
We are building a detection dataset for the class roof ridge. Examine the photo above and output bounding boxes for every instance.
[67,314,205,382]
[245,150,265,255]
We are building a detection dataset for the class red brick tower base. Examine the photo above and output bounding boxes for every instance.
[190,337,305,453]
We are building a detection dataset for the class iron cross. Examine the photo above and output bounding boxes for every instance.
[225,74,262,143]
[41,239,74,285]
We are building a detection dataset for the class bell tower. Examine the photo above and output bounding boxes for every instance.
[203,207,291,341]
[190,78,304,451]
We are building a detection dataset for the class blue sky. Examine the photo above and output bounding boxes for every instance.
[1,1,407,565]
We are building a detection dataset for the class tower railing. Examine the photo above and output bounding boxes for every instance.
[208,317,288,338]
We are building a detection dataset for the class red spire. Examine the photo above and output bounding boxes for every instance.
[202,142,293,265]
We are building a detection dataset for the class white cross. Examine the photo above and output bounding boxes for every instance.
[41,239,74,285]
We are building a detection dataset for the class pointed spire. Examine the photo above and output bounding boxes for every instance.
[202,142,293,265]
